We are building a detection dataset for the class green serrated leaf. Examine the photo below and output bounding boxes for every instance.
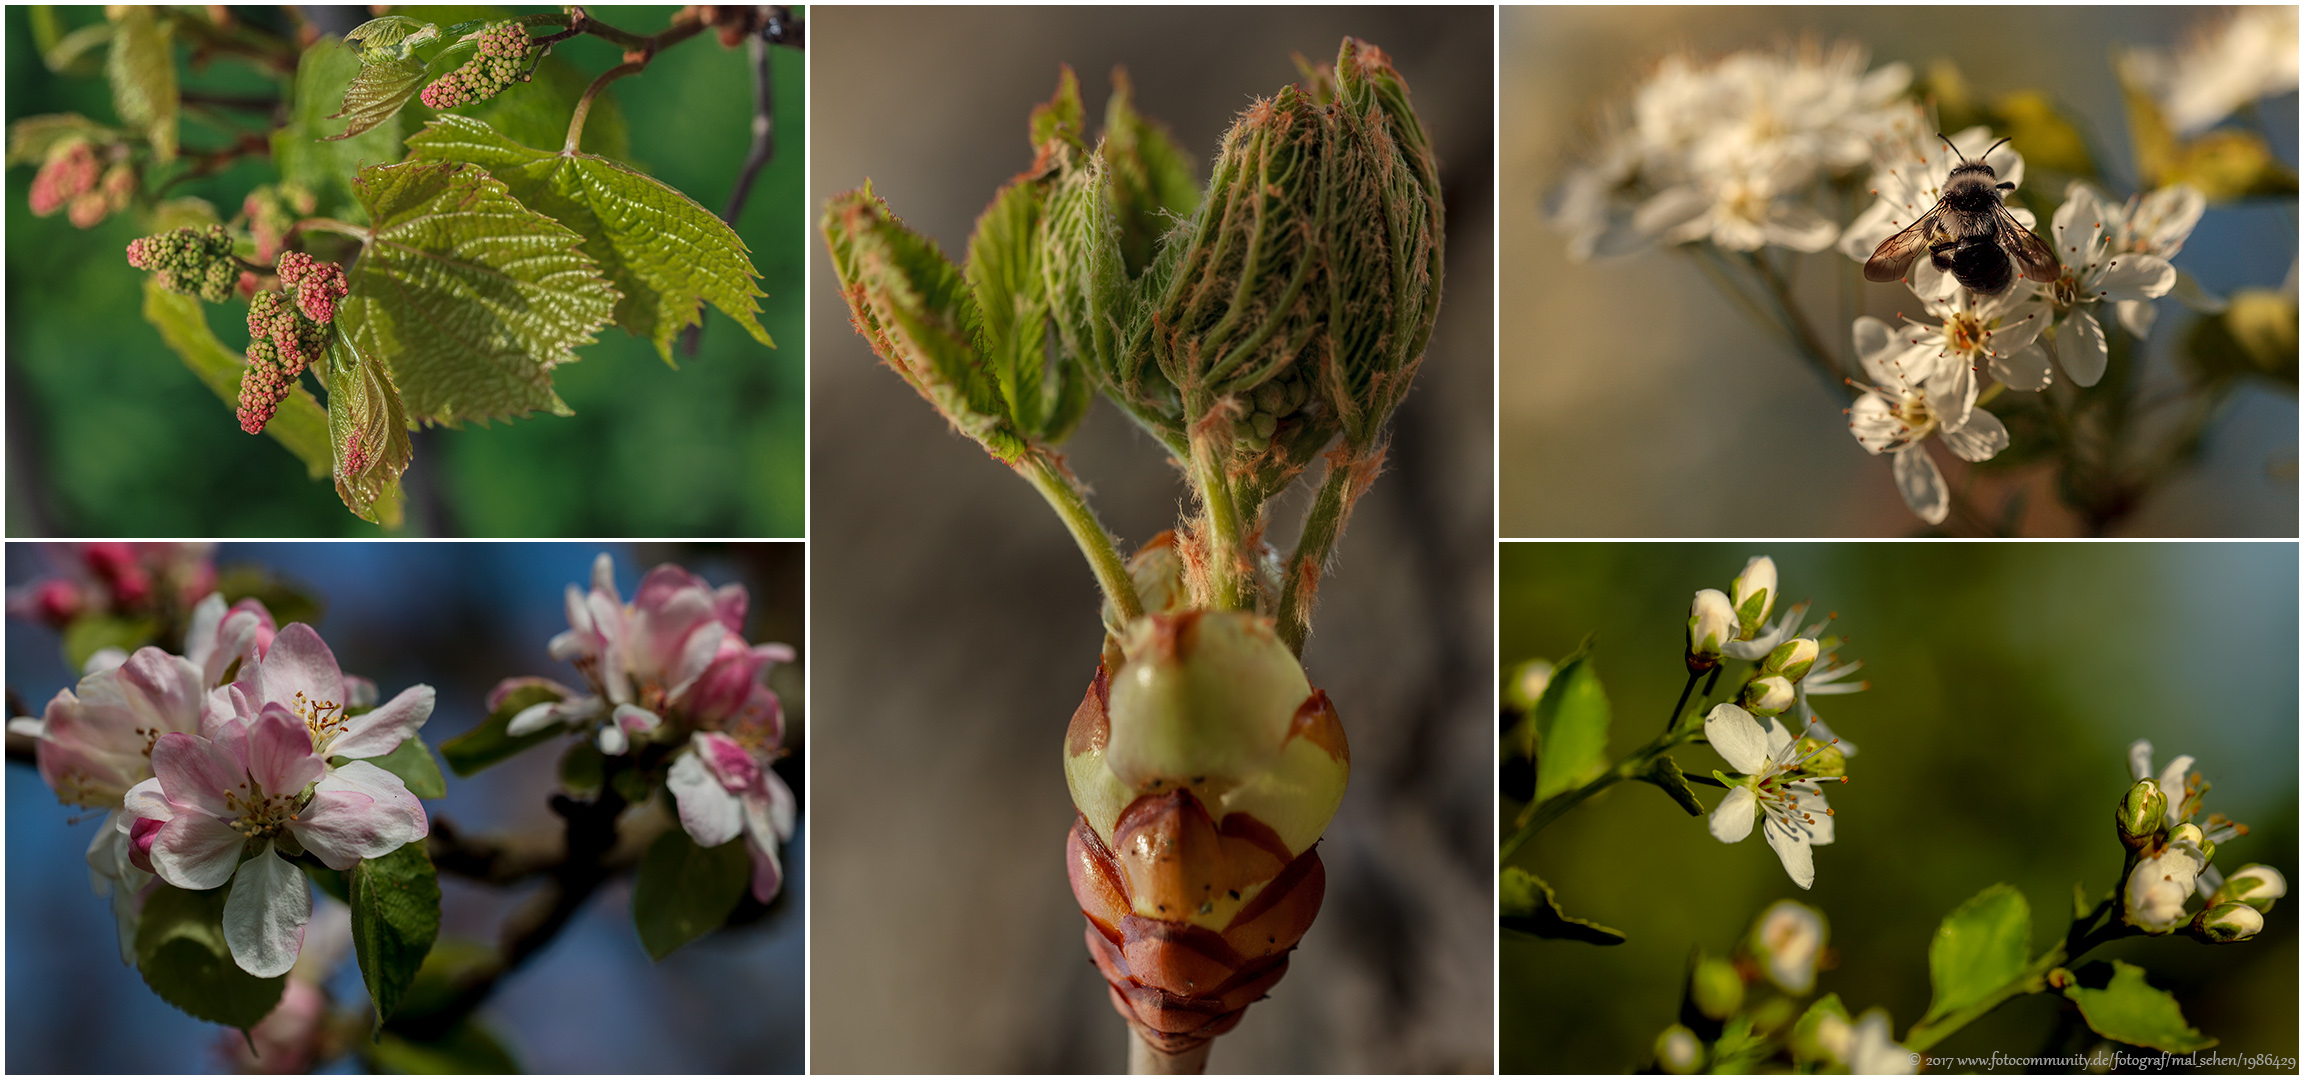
[1926,883,2031,1021]
[369,1019,520,1073]
[404,116,768,364]
[1499,866,1625,945]
[559,740,605,795]
[1642,753,1706,816]
[275,37,407,219]
[2063,960,2217,1053]
[58,612,161,672]
[351,842,442,1032]
[105,6,176,162]
[141,281,332,479]
[633,829,749,961]
[358,737,447,800]
[1038,155,1128,440]
[1102,70,1199,277]
[439,682,566,776]
[1531,653,1611,803]
[134,883,288,1030]
[340,159,616,426]
[460,53,629,162]
[326,54,427,143]
[8,113,118,166]
[967,176,1082,440]
[343,16,439,59]
[321,334,412,527]
[1029,65,1085,150]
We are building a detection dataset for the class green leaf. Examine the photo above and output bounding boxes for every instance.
[1926,883,2031,1021]
[343,16,438,59]
[963,174,1088,442]
[341,159,617,426]
[275,37,408,219]
[358,737,447,800]
[404,116,769,363]
[369,1020,520,1073]
[1790,993,1851,1063]
[1641,753,1706,816]
[104,6,176,162]
[351,842,443,1032]
[133,883,287,1030]
[321,333,413,527]
[141,281,332,479]
[632,829,750,961]
[59,612,161,672]
[1102,70,1199,277]
[1710,1015,1765,1074]
[1530,651,1611,803]
[2062,960,2217,1053]
[559,740,605,795]
[326,54,427,143]
[1499,866,1625,946]
[7,112,118,165]
[1029,64,1085,150]
[438,682,567,776]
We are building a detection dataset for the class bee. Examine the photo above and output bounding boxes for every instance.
[1863,135,2059,296]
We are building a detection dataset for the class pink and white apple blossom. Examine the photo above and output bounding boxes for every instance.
[668,731,798,903]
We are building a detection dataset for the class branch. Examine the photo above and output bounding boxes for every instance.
[679,26,778,358]
[559,6,708,154]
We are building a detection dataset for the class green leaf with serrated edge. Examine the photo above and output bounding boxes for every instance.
[142,281,332,479]
[1530,651,1611,803]
[369,1021,520,1074]
[1925,882,2031,1021]
[326,54,426,142]
[633,829,749,961]
[1038,154,1130,439]
[1029,65,1085,151]
[343,16,438,58]
[355,737,446,800]
[559,740,605,795]
[966,176,1085,441]
[1710,1015,1765,1073]
[1103,70,1199,277]
[341,160,616,425]
[8,113,118,165]
[60,612,160,673]
[1499,867,1625,945]
[2062,960,2217,1053]
[438,682,566,777]
[822,184,1027,462]
[276,37,407,220]
[1642,753,1706,816]
[351,842,442,1033]
[322,334,412,528]
[105,6,176,162]
[405,116,768,364]
[134,883,287,1030]
[462,53,630,162]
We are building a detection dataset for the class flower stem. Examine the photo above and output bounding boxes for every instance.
[1016,451,1144,631]
[559,8,708,154]
[1665,670,1701,733]
[1186,414,1248,612]
[1129,1032,1209,1074]
[1902,893,2134,1053]
[1275,453,1355,656]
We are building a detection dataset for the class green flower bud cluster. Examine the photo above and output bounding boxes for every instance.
[125,226,239,303]
[236,256,346,434]
[419,22,536,110]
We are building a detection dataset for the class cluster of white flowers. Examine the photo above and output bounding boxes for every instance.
[2122,741,2285,941]
[1552,42,1911,260]
[2117,7,2300,137]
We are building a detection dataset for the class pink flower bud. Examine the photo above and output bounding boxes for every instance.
[32,579,83,625]
[128,815,163,873]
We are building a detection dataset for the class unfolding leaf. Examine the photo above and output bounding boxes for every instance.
[965,174,1086,441]
[1925,882,2031,1021]
[43,19,114,76]
[276,37,408,218]
[134,882,287,1030]
[104,6,177,162]
[633,829,749,961]
[1530,651,1611,803]
[1500,866,1625,945]
[326,54,427,142]
[405,116,766,363]
[1641,753,1706,816]
[343,16,438,59]
[351,842,443,1033]
[322,334,413,528]
[2062,960,2217,1053]
[438,682,565,776]
[142,281,332,479]
[7,113,118,165]
[340,160,617,425]
[1102,70,1199,276]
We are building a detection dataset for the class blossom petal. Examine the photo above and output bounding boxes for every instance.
[222,846,310,978]
[505,701,563,737]
[294,761,427,870]
[1710,784,1758,843]
[247,705,324,796]
[1791,786,1835,846]
[744,832,785,905]
[669,751,744,848]
[329,684,434,760]
[1704,704,1771,774]
[2117,298,2158,340]
[249,623,346,714]
[2054,311,2108,388]
[2093,254,2176,303]
[2128,739,2154,782]
[1891,446,1949,525]
[151,812,246,890]
[1988,343,2052,392]
[1938,407,2008,464]
[1764,816,1818,889]
[1844,393,1900,455]
[150,731,242,819]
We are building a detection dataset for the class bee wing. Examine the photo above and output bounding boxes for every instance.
[1864,205,1943,283]
[1993,203,2060,283]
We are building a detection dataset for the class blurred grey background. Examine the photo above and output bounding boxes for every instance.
[809,6,1495,1073]
[1500,6,2299,537]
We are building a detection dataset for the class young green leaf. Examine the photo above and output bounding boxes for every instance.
[339,160,617,426]
[7,113,118,166]
[142,281,332,479]
[1925,882,2031,1021]
[633,829,750,961]
[964,176,1088,442]
[404,116,769,363]
[1499,866,1625,946]
[1641,753,1707,816]
[321,334,413,528]
[1529,652,1611,803]
[1102,70,1199,277]
[351,842,443,1032]
[275,37,407,218]
[438,682,567,776]
[104,6,176,162]
[134,883,288,1030]
[343,16,439,59]
[2061,960,2217,1053]
[358,736,448,800]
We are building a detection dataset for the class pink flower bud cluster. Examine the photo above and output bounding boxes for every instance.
[125,225,240,303]
[419,22,536,109]
[4,542,217,629]
[241,184,315,263]
[235,255,344,434]
[29,139,135,228]
[275,251,349,324]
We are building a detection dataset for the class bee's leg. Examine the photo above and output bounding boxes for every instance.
[1927,240,1959,272]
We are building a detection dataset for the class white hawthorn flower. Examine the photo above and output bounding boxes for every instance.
[2126,739,2247,899]
[2118,7,2300,137]
[2100,184,2211,339]
[2126,823,2210,934]
[2040,183,2181,385]
[1706,704,1838,889]
[1751,899,1828,994]
[1818,1008,1917,1074]
[1846,315,2011,525]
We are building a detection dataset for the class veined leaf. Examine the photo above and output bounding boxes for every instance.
[405,116,768,363]
[277,37,408,218]
[633,829,749,961]
[1530,651,1611,803]
[322,334,413,528]
[350,843,442,1033]
[1103,69,1199,277]
[340,160,617,426]
[2062,960,2217,1053]
[142,281,331,479]
[105,6,177,162]
[966,175,1087,441]
[343,15,438,60]
[135,883,286,1030]
[1925,883,2031,1021]
[326,54,427,142]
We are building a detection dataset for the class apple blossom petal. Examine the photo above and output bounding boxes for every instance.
[251,624,346,714]
[712,583,749,634]
[295,764,427,870]
[1987,343,2052,392]
[488,676,576,712]
[222,847,310,978]
[247,705,324,795]
[1704,704,1771,774]
[1764,817,1817,889]
[1939,407,2009,463]
[589,552,618,598]
[329,684,434,759]
[762,770,797,842]
[669,751,744,848]
[150,731,243,818]
[84,648,129,674]
[693,731,761,791]
[665,622,729,702]
[2117,298,2158,340]
[597,725,628,755]
[86,648,207,742]
[123,776,173,822]
[151,813,247,890]
[504,701,561,737]
[613,703,662,736]
[744,832,784,904]
[1710,785,1758,843]
[1891,446,1949,525]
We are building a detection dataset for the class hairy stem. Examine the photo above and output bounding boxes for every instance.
[1185,409,1249,612]
[1017,451,1144,632]
[1275,453,1355,656]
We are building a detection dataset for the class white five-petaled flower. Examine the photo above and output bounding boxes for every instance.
[2039,183,2182,386]
[1706,704,1839,889]
[2117,7,2300,138]
[1751,899,1828,995]
[2100,185,2210,339]
[1818,1008,1918,1075]
[2127,739,2246,899]
[1846,315,2011,525]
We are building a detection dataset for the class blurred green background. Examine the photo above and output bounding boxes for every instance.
[1500,543,2297,1072]
[5,6,805,536]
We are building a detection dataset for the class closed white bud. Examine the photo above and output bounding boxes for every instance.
[2195,901,2264,943]
[1688,589,1736,670]
[1762,637,1820,682]
[1730,556,1777,637]
[1655,1025,1703,1074]
[1740,674,1796,716]
[2210,864,2287,913]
